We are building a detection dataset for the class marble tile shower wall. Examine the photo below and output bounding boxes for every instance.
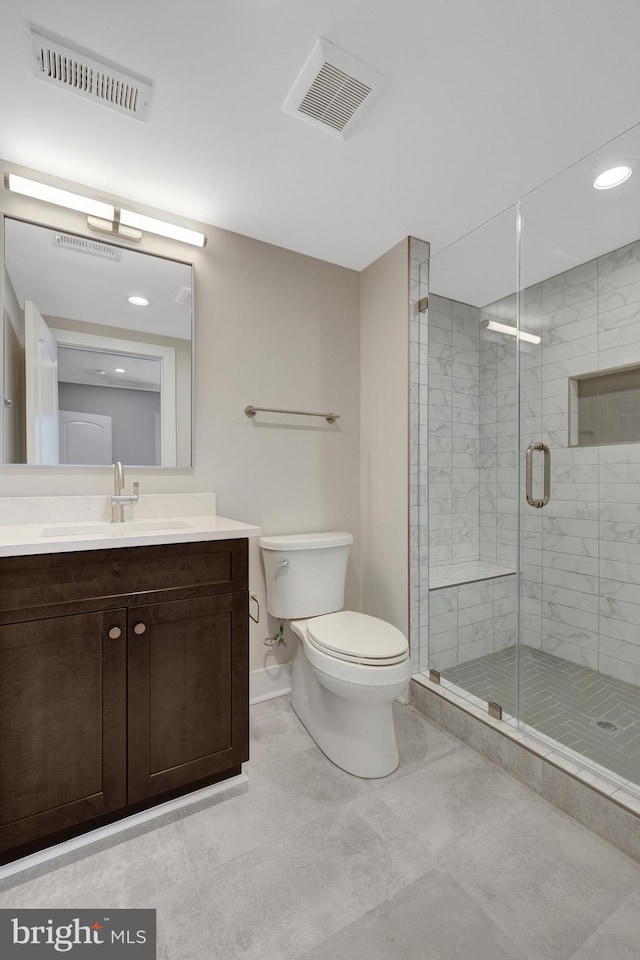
[420,290,518,670]
[412,237,640,684]
[478,297,519,572]
[428,575,517,672]
[427,294,481,565]
[485,238,640,687]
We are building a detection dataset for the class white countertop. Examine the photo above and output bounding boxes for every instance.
[0,514,260,557]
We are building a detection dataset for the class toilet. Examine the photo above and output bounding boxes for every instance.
[259,531,411,778]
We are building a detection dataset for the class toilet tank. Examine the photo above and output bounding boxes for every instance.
[259,531,353,619]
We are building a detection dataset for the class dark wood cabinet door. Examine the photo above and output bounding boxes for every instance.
[127,592,248,804]
[0,610,127,855]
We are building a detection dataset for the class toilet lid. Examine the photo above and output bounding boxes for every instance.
[307,611,408,662]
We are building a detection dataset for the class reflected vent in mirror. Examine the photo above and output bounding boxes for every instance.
[54,233,122,261]
[31,29,153,121]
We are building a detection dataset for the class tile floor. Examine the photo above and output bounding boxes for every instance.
[0,697,639,959]
[444,645,640,784]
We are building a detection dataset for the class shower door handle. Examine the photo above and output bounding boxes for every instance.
[525,442,550,508]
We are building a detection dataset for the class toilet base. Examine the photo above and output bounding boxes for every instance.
[290,641,405,778]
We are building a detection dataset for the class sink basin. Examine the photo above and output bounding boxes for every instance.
[40,519,197,537]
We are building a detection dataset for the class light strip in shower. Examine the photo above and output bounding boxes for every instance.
[486,320,541,344]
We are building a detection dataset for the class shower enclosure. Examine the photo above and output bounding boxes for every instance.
[412,123,640,801]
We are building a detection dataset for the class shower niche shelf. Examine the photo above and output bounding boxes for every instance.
[429,560,516,590]
[570,364,640,446]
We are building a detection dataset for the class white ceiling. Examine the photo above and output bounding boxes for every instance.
[431,121,640,305]
[1,0,640,276]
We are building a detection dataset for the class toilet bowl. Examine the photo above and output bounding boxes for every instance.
[259,532,411,778]
[290,612,411,778]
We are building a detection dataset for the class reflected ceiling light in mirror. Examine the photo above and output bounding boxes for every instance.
[593,165,632,190]
[115,367,125,373]
[5,173,114,220]
[128,295,149,306]
[486,320,541,344]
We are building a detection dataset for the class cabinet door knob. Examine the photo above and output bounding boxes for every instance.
[133,622,147,635]
[108,626,122,640]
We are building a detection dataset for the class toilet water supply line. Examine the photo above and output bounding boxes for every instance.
[248,592,285,644]
[263,556,289,645]
[264,619,286,647]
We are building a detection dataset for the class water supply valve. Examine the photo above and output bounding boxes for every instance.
[264,618,287,647]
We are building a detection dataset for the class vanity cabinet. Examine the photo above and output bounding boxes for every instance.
[0,609,128,857]
[127,592,247,803]
[0,538,248,864]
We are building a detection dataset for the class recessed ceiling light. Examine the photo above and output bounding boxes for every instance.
[593,165,632,190]
[115,367,125,373]
[128,295,149,306]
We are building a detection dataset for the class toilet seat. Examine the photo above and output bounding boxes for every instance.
[306,611,408,666]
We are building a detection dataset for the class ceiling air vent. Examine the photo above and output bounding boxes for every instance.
[282,38,388,138]
[54,232,122,261]
[31,29,152,121]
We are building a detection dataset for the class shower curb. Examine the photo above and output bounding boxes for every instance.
[409,676,640,864]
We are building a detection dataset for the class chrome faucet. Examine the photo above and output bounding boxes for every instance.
[111,461,140,523]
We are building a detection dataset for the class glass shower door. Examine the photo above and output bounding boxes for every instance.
[422,205,520,721]
[517,123,640,792]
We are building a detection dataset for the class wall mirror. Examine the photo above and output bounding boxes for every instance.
[3,217,193,467]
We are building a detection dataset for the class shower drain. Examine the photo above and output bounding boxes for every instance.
[592,719,618,733]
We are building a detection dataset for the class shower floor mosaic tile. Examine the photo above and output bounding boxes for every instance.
[443,645,640,784]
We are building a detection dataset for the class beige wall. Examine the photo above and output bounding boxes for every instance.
[0,161,362,671]
[360,239,409,636]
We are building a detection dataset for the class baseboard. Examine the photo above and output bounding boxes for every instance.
[249,662,292,704]
[0,773,248,881]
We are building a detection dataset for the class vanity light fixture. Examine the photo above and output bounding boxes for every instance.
[5,172,206,247]
[486,320,541,345]
[5,173,114,220]
[128,295,149,306]
[119,210,205,247]
[593,165,632,190]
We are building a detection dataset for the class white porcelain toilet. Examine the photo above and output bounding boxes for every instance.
[260,531,411,778]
